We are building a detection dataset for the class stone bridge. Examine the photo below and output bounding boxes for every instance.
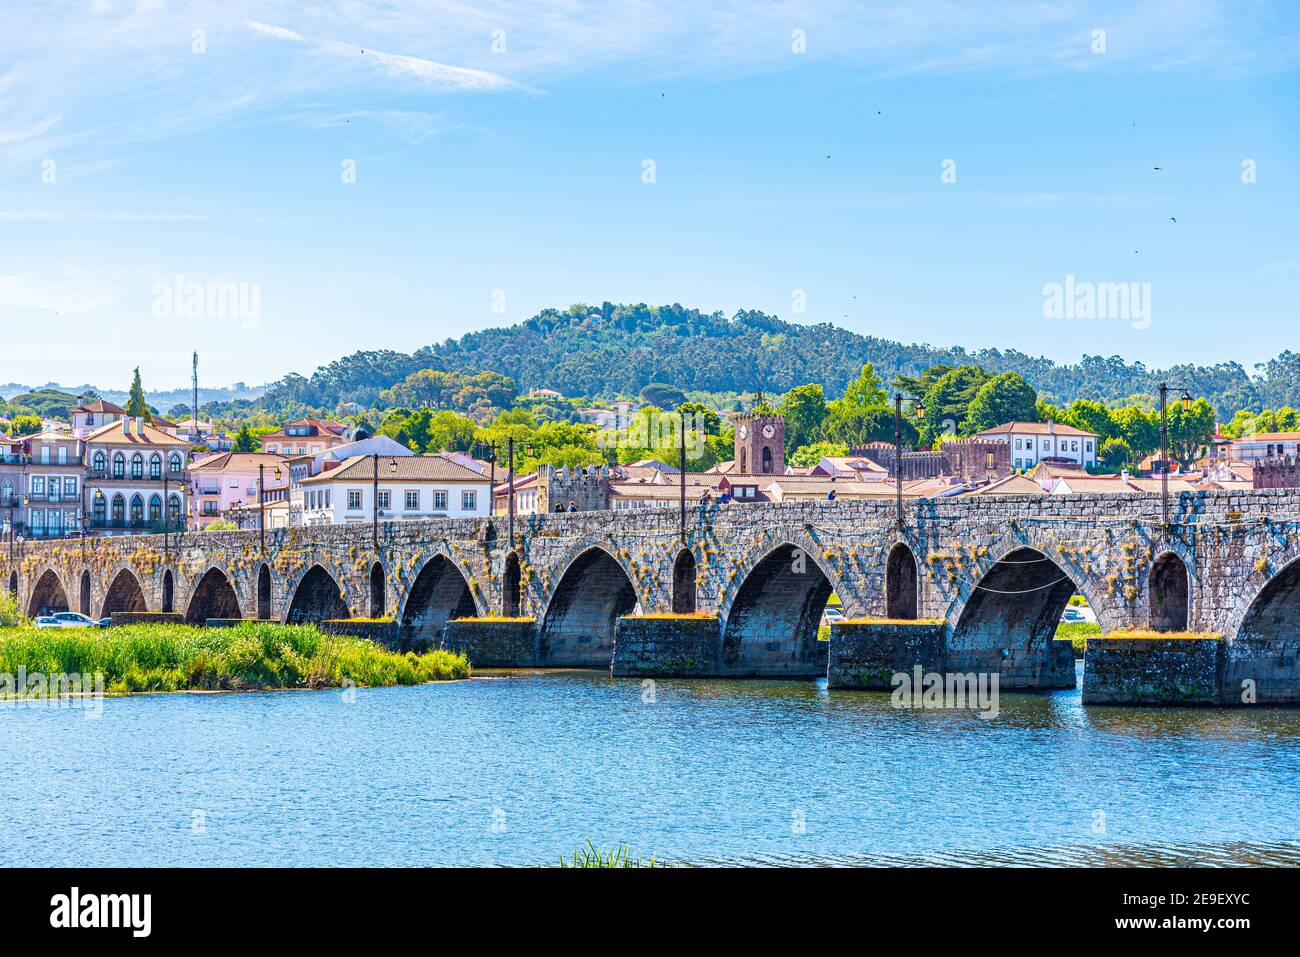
[6,489,1300,703]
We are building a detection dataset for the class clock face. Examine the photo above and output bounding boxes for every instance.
[762,424,776,439]
[737,425,747,439]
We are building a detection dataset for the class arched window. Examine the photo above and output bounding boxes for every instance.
[112,452,125,479]
[149,453,162,480]
[761,446,773,473]
[92,494,106,526]
[130,453,144,480]
[169,453,183,475]
[129,494,144,526]
[168,495,181,527]
[92,450,106,473]
[1,478,11,504]
[111,494,125,525]
[148,494,162,524]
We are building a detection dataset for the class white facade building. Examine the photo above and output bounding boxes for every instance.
[83,417,189,535]
[297,455,490,526]
[975,421,1099,471]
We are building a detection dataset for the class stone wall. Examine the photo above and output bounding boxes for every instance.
[1082,637,1222,706]
[442,619,538,668]
[612,615,720,677]
[827,621,946,690]
[319,618,400,649]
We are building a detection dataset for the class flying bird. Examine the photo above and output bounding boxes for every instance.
[1170,217,1177,223]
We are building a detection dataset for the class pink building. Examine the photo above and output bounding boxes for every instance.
[188,451,292,529]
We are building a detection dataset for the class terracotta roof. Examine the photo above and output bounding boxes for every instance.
[969,474,1046,495]
[977,421,1098,438]
[73,399,127,415]
[302,454,489,485]
[261,418,350,441]
[190,452,293,473]
[83,419,190,446]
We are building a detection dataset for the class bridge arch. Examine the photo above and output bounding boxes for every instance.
[721,542,833,677]
[945,545,1087,687]
[539,545,639,667]
[79,569,92,616]
[185,567,242,624]
[161,568,175,613]
[101,568,147,618]
[28,568,69,617]
[256,564,272,620]
[399,554,477,649]
[1148,551,1189,632]
[285,564,350,624]
[885,541,919,620]
[7,570,16,597]
[672,548,697,614]
[1222,554,1300,704]
[368,561,386,618]
[501,551,521,616]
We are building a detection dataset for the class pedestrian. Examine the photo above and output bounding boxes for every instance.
[826,488,837,501]
[567,500,577,513]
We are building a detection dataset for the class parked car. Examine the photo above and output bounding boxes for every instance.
[1060,606,1096,623]
[822,607,846,627]
[34,616,59,628]
[97,617,113,628]
[43,612,101,628]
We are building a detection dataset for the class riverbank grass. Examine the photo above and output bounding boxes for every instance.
[558,840,664,868]
[0,621,468,695]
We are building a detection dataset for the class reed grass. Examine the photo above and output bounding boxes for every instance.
[0,621,468,695]
[558,840,663,868]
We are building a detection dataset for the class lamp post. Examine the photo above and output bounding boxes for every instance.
[1158,382,1194,530]
[507,436,515,547]
[163,467,170,560]
[371,453,379,551]
[893,392,925,528]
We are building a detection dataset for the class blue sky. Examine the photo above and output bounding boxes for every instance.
[2,1,1297,391]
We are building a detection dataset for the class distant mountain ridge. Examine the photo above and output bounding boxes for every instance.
[260,303,1298,419]
[0,381,268,409]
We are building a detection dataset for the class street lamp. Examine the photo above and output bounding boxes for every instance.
[893,392,925,527]
[1158,382,1195,530]
[507,436,515,547]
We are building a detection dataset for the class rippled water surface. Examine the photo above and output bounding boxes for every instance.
[3,663,1299,866]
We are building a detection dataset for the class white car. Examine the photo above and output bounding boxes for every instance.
[36,612,102,628]
[822,608,846,626]
[1060,606,1097,623]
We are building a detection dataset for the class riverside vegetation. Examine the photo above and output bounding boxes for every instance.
[0,595,468,695]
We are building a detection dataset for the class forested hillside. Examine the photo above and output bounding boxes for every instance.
[257,303,1294,420]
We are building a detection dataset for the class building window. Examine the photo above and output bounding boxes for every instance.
[64,478,76,496]
[433,490,447,511]
[169,453,183,474]
[168,495,181,525]
[93,496,105,526]
[462,490,477,511]
[113,452,125,479]
[31,477,45,495]
[1086,441,1093,452]
[130,453,144,480]
[148,495,162,524]
[58,446,67,464]
[129,495,144,526]
[377,490,390,510]
[1071,440,1078,452]
[111,494,125,525]
[347,490,362,510]
[1014,438,1022,450]
[406,490,420,510]
[149,453,162,479]
[40,447,50,464]
[93,450,106,473]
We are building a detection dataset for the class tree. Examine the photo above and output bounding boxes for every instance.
[1112,406,1159,460]
[1166,398,1216,466]
[640,383,687,409]
[823,364,898,448]
[231,423,258,453]
[126,368,151,422]
[8,413,41,437]
[777,384,828,453]
[788,440,848,468]
[918,365,991,446]
[1060,399,1116,442]
[1099,436,1133,470]
[965,372,1039,434]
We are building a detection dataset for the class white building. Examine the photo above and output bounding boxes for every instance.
[1229,432,1300,463]
[975,420,1098,471]
[83,417,189,535]
[297,454,491,526]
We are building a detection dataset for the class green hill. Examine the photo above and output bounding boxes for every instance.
[260,303,1294,419]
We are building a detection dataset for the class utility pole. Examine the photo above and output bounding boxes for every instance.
[894,393,904,528]
[679,414,686,542]
[191,351,199,442]
[257,462,265,553]
[371,453,379,551]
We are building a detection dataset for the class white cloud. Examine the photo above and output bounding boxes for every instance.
[0,275,124,314]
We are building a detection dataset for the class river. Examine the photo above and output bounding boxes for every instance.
[3,663,1299,866]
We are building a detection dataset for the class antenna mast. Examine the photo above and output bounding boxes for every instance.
[191,351,199,440]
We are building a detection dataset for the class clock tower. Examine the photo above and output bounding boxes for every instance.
[734,413,785,475]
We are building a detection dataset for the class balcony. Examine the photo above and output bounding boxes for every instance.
[88,470,183,483]
[89,517,185,533]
